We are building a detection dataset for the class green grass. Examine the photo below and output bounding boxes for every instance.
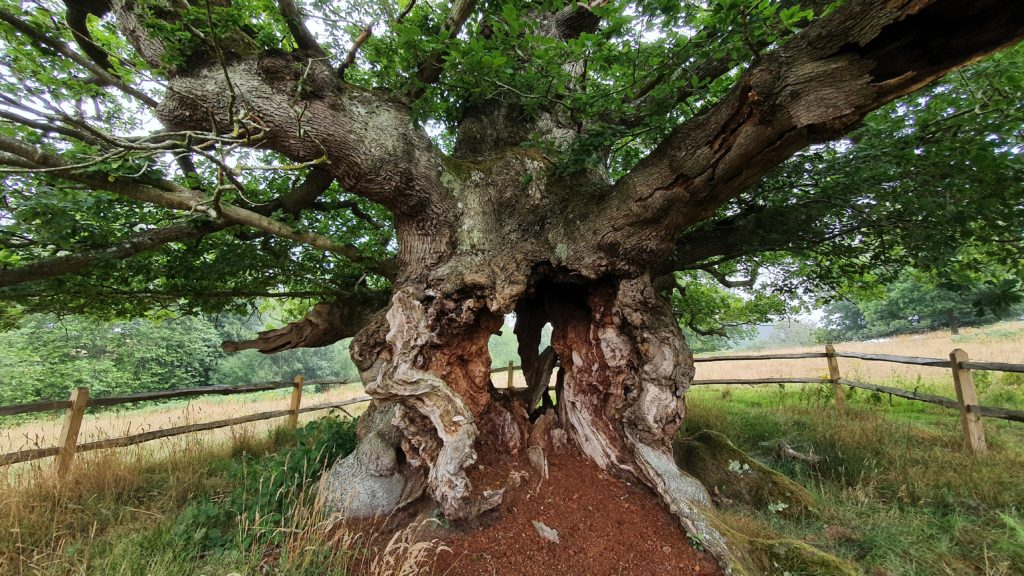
[0,415,362,576]
[685,384,1024,575]
[4,377,1022,576]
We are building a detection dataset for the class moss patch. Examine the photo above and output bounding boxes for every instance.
[674,430,818,519]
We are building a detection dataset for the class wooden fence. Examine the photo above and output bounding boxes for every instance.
[2,346,1021,472]
[0,376,371,472]
[690,346,1024,454]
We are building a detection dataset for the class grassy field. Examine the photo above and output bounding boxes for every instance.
[683,389,1024,575]
[685,320,1024,575]
[0,416,449,576]
[0,383,367,464]
[1,321,1022,575]
[694,320,1024,405]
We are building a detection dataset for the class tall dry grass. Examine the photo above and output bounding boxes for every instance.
[0,416,448,576]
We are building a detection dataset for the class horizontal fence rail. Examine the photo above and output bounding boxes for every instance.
[836,378,960,410]
[0,376,368,470]
[961,360,1024,374]
[0,399,73,418]
[831,351,952,368]
[3,346,1023,470]
[690,346,1024,454]
[692,377,826,385]
[694,352,828,362]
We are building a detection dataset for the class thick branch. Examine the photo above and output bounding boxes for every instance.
[701,266,757,289]
[277,0,326,57]
[0,136,369,263]
[0,219,226,289]
[408,0,477,98]
[222,297,386,353]
[272,167,335,216]
[578,0,1024,273]
[155,54,451,221]
[541,0,606,41]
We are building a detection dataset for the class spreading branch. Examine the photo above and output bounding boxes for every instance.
[578,0,1024,273]
[0,219,227,289]
[0,136,369,263]
[407,0,477,99]
[221,297,386,353]
[337,0,417,77]
[701,265,758,289]
[0,8,158,108]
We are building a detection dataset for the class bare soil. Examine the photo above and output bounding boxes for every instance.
[430,448,723,576]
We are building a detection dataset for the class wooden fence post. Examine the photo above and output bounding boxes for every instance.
[507,361,515,390]
[825,344,845,414]
[950,349,987,454]
[55,387,89,477]
[288,375,304,429]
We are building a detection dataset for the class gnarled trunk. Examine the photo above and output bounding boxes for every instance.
[318,261,737,566]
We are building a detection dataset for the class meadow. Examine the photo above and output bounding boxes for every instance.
[1,321,1022,575]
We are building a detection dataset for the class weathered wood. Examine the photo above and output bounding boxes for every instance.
[90,379,354,406]
[950,349,987,454]
[825,344,845,414]
[55,387,89,476]
[0,379,354,417]
[74,410,294,452]
[0,397,374,468]
[773,441,821,465]
[0,446,61,466]
[961,360,1024,374]
[297,396,371,415]
[832,351,950,368]
[691,378,826,385]
[970,404,1024,423]
[694,352,827,362]
[87,381,296,406]
[0,399,72,417]
[288,374,304,428]
[837,379,960,409]
[507,360,515,389]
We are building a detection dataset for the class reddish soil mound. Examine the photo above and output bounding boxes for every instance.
[430,450,723,576]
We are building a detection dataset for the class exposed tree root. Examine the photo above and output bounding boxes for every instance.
[674,431,818,518]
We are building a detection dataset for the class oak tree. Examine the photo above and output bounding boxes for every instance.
[2,0,1023,569]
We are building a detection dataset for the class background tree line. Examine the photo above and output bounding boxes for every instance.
[0,304,360,406]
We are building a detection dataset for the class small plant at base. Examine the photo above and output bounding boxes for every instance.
[687,532,705,552]
[431,509,450,529]
[768,501,790,514]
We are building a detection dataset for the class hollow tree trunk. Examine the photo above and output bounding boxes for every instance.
[319,265,734,562]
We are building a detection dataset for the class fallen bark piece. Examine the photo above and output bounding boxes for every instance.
[775,441,822,465]
[532,520,560,543]
[527,444,549,479]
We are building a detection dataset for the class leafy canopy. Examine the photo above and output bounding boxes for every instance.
[0,0,1020,337]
